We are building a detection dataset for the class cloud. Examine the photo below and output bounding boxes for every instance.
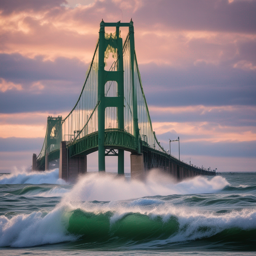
[1,0,256,66]
[133,0,256,34]
[30,81,45,92]
[0,151,35,173]
[153,121,256,143]
[0,0,66,15]
[0,137,43,152]
[0,51,255,115]
[178,155,256,172]
[0,0,255,173]
[234,60,256,71]
[0,53,88,87]
[2,0,255,36]
[0,78,22,92]
[0,89,78,113]
[0,13,98,61]
[139,62,256,107]
[0,112,68,126]
[148,105,256,127]
[0,124,45,138]
[0,53,89,113]
[167,140,256,158]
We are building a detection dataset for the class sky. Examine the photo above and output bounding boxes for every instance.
[0,0,256,173]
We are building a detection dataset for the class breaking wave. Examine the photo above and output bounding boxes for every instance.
[6,185,70,197]
[1,171,255,249]
[61,171,229,202]
[1,196,256,248]
[0,206,76,247]
[0,169,66,185]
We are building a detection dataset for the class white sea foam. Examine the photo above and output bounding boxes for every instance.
[0,169,66,185]
[37,187,70,197]
[0,206,76,247]
[61,170,229,202]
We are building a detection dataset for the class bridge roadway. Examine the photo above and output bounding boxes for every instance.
[34,128,215,182]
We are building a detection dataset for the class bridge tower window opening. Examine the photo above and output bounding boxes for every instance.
[105,81,118,97]
[105,107,118,129]
[104,26,118,71]
[105,26,116,37]
[50,126,57,138]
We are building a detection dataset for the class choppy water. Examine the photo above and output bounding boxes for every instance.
[0,169,256,255]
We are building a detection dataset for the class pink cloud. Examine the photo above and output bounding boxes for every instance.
[0,0,255,173]
[0,0,255,67]
[152,121,256,143]
[0,78,23,92]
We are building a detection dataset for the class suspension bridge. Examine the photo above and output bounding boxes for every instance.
[32,20,215,182]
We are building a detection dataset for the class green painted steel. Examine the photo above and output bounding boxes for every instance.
[68,129,137,158]
[97,21,129,174]
[45,116,62,154]
[36,149,60,170]
[98,21,105,172]
[129,21,140,154]
[116,24,125,175]
[37,116,62,169]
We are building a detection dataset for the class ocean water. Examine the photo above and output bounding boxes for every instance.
[0,169,256,255]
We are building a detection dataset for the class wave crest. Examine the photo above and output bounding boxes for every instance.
[0,169,66,185]
[62,171,229,202]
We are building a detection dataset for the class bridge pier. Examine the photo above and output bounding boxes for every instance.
[130,153,144,179]
[172,163,178,179]
[32,153,37,171]
[59,141,87,182]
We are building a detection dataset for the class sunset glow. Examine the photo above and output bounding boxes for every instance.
[0,0,255,172]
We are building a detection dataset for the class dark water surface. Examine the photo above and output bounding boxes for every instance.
[0,170,256,255]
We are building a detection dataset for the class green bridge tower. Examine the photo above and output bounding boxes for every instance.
[98,20,139,174]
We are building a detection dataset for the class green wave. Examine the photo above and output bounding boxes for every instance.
[67,209,179,242]
[65,208,256,250]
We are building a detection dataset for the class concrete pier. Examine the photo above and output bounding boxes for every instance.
[59,141,87,182]
[32,154,37,171]
[130,153,144,179]
[67,156,87,182]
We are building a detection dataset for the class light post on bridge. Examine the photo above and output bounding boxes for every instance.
[169,137,180,160]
